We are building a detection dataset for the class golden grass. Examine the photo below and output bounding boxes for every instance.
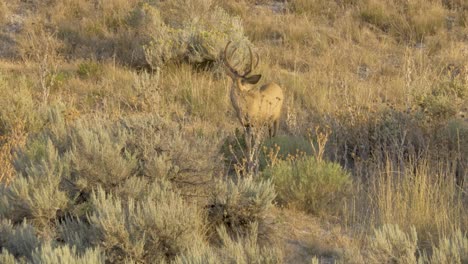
[0,120,27,184]
[369,160,466,244]
[0,2,8,25]
[0,0,467,261]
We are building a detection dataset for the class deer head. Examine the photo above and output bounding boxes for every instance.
[223,41,261,91]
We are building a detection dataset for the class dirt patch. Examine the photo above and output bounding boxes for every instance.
[273,208,363,263]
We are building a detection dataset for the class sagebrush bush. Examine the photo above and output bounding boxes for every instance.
[0,221,104,264]
[89,182,204,263]
[422,229,468,264]
[2,139,68,233]
[39,105,70,153]
[263,157,351,215]
[32,243,104,264]
[173,244,219,264]
[5,108,220,214]
[1,0,468,263]
[0,220,41,262]
[0,75,42,134]
[57,217,100,255]
[208,176,276,242]
[140,4,187,68]
[175,223,283,264]
[214,224,282,263]
[0,249,16,264]
[66,120,137,196]
[367,224,418,264]
[144,3,250,69]
[120,114,220,194]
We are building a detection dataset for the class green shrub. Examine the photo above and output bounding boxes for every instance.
[415,79,467,122]
[184,6,248,64]
[77,61,104,80]
[368,224,418,264]
[262,157,351,215]
[260,135,312,168]
[208,177,276,241]
[417,93,458,120]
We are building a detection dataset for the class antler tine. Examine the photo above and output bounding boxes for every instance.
[252,52,260,70]
[243,45,254,76]
[253,51,260,70]
[223,41,240,76]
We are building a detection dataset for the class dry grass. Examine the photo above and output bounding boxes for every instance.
[0,2,8,25]
[368,160,466,244]
[0,0,467,262]
[0,120,27,184]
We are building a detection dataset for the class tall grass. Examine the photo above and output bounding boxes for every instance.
[369,159,466,243]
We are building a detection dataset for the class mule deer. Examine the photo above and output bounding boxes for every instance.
[222,41,284,139]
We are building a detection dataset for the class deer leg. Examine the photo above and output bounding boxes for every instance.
[245,125,258,175]
[272,119,279,137]
[245,125,252,154]
[246,124,252,135]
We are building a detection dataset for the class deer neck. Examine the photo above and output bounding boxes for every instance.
[230,81,251,125]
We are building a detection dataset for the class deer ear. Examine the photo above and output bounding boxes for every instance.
[243,74,262,84]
